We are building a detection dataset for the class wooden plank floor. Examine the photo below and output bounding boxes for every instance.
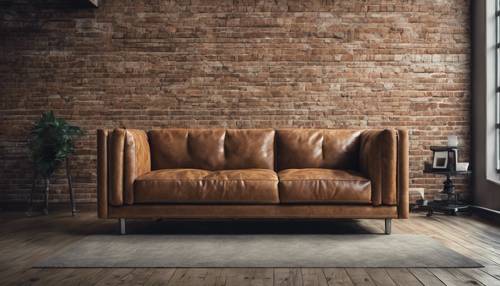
[0,210,499,286]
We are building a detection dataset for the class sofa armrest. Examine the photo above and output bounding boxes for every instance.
[123,129,151,205]
[359,129,398,206]
[396,129,409,219]
[97,129,109,218]
[99,128,151,209]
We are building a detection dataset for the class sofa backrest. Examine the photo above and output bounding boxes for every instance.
[276,129,362,170]
[148,129,275,170]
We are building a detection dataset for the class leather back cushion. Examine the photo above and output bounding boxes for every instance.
[149,129,275,170]
[277,129,362,170]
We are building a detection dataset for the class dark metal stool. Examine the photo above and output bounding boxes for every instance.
[423,170,471,216]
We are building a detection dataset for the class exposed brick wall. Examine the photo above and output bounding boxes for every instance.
[0,0,471,204]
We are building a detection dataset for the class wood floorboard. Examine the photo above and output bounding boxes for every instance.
[426,218,500,261]
[344,268,376,286]
[457,269,500,286]
[274,268,303,286]
[482,265,500,281]
[143,268,176,286]
[429,268,484,286]
[55,268,108,286]
[408,268,446,286]
[439,217,500,250]
[385,268,423,286]
[217,268,273,286]
[0,210,498,286]
[323,268,353,286]
[365,269,397,286]
[407,217,498,266]
[300,268,328,286]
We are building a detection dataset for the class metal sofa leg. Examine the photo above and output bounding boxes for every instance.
[385,218,392,235]
[119,218,126,235]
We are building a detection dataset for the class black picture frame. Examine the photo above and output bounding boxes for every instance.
[430,147,458,172]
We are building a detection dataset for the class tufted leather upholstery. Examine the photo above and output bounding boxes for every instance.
[134,168,279,204]
[148,129,275,170]
[276,129,361,170]
[96,128,409,220]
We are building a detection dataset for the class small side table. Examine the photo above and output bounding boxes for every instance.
[423,169,471,216]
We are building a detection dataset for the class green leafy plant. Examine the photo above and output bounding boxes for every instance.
[28,111,83,178]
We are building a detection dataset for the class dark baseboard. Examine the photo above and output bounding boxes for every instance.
[470,205,500,225]
[0,202,96,213]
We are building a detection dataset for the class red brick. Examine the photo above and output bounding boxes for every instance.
[0,0,471,204]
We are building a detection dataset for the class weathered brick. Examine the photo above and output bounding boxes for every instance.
[0,0,471,204]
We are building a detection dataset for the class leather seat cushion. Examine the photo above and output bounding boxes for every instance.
[134,169,279,204]
[278,168,371,204]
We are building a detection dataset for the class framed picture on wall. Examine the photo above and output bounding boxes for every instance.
[432,151,449,169]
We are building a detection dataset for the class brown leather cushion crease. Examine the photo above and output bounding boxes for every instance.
[134,168,279,204]
[278,168,371,204]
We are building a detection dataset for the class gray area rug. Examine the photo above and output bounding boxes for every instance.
[36,234,482,268]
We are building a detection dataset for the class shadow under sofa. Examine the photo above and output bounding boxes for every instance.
[96,128,409,235]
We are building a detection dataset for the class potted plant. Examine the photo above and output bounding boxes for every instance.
[27,111,83,215]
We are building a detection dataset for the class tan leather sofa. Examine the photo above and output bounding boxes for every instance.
[97,128,409,234]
